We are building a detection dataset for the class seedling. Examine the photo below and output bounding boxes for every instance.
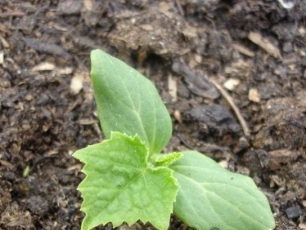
[73,50,275,230]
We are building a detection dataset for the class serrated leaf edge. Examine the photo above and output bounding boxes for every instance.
[73,132,179,230]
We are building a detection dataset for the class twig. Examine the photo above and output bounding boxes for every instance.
[0,11,25,17]
[174,0,184,16]
[210,78,251,137]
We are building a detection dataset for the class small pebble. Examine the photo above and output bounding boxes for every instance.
[223,78,240,91]
[285,205,302,219]
[248,88,261,103]
[70,73,83,95]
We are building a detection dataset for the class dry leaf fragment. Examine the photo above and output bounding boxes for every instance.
[168,75,177,102]
[248,32,282,59]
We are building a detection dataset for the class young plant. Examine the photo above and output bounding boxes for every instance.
[73,49,275,230]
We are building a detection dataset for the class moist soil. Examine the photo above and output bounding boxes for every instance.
[1,0,306,229]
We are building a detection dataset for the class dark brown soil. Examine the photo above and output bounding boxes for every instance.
[1,0,306,229]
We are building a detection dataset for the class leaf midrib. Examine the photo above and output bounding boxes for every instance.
[104,61,155,150]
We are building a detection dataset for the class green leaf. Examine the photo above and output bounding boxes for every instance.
[91,49,172,154]
[151,152,182,167]
[73,132,178,230]
[170,151,275,230]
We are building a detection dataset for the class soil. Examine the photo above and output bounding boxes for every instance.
[0,0,306,229]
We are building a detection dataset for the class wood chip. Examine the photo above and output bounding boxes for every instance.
[194,54,202,63]
[232,43,255,57]
[248,31,282,59]
[270,175,285,187]
[0,51,4,65]
[248,88,261,103]
[57,67,73,75]
[0,35,10,48]
[268,149,299,170]
[173,110,182,123]
[70,70,84,94]
[31,62,55,72]
[77,119,97,125]
[83,0,93,10]
[0,159,14,169]
[299,223,306,230]
[168,75,177,102]
[298,26,306,36]
[30,62,73,75]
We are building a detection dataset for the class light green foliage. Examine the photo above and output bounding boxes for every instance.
[91,50,172,154]
[151,152,182,167]
[170,151,275,230]
[73,132,178,230]
[74,49,275,230]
